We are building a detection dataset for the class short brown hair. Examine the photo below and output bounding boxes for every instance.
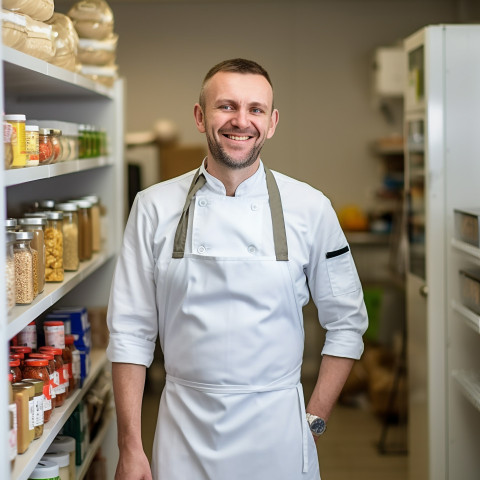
[199,58,273,111]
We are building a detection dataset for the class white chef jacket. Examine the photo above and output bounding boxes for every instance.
[107,159,367,366]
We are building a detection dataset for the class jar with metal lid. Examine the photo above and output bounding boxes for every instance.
[30,353,56,410]
[80,195,101,252]
[5,114,26,168]
[65,335,79,393]
[6,232,16,314]
[10,358,22,383]
[13,231,34,304]
[22,364,47,429]
[25,125,40,167]
[71,200,92,261]
[12,383,33,453]
[47,436,75,480]
[55,203,79,271]
[45,211,64,282]
[39,128,54,165]
[8,377,17,469]
[39,347,67,406]
[21,376,44,438]
[40,200,56,211]
[50,129,64,163]
[4,120,14,169]
[6,218,17,232]
[18,217,46,294]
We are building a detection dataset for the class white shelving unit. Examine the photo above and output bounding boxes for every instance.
[404,25,480,480]
[0,46,124,479]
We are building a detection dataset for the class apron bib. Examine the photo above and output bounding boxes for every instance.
[152,167,320,479]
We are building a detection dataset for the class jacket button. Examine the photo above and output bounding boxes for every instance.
[198,199,208,207]
[247,245,256,254]
[197,245,206,254]
[251,203,258,211]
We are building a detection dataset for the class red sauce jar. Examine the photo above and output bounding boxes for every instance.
[9,352,25,368]
[62,345,74,397]
[11,346,32,361]
[65,335,79,393]
[9,359,22,383]
[39,347,67,406]
[30,352,56,410]
[22,358,50,427]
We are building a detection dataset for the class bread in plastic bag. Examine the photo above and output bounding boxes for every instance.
[1,9,27,49]
[80,64,117,87]
[3,0,54,23]
[46,13,80,71]
[78,34,117,66]
[23,14,56,61]
[67,0,114,40]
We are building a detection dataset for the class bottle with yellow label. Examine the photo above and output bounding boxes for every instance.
[5,114,27,168]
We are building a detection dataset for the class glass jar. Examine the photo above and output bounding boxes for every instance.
[72,200,92,261]
[13,231,34,304]
[25,124,40,167]
[21,375,45,438]
[18,217,46,294]
[65,335,79,393]
[6,218,17,232]
[39,128,54,165]
[44,320,65,349]
[12,383,34,453]
[78,124,86,159]
[17,321,38,351]
[80,195,101,252]
[50,129,64,163]
[30,353,56,410]
[55,203,79,271]
[11,346,32,366]
[22,360,49,426]
[8,377,17,469]
[40,200,56,211]
[10,352,25,368]
[62,346,73,398]
[45,211,64,282]
[5,114,26,168]
[4,120,14,169]
[46,436,76,480]
[39,347,67,406]
[6,232,16,314]
[9,358,22,383]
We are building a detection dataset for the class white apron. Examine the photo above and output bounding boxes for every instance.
[151,167,320,479]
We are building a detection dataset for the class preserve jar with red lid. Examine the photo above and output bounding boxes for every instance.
[22,358,51,424]
[39,347,67,405]
[30,353,56,410]
[9,359,22,383]
[16,321,38,351]
[11,346,32,362]
[65,335,79,392]
[43,320,65,349]
[9,352,25,367]
[61,345,73,397]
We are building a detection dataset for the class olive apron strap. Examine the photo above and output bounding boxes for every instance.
[172,169,206,258]
[264,167,289,261]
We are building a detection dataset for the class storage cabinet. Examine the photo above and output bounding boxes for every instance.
[0,46,124,479]
[404,25,480,480]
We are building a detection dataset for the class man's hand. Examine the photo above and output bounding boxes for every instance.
[115,446,152,480]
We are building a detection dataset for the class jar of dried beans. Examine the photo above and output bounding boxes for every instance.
[5,232,16,314]
[45,211,64,282]
[55,203,79,271]
[13,231,34,304]
[39,128,54,165]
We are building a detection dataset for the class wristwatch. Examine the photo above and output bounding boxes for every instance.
[306,413,327,437]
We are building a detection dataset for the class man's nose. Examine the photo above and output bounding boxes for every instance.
[231,109,250,129]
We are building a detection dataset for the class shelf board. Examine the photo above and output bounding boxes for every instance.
[11,349,109,480]
[452,370,480,413]
[7,251,114,339]
[451,300,480,334]
[76,408,115,480]
[5,157,113,187]
[451,238,480,261]
[3,47,114,99]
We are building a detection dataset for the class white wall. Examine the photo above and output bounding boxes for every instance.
[62,0,461,210]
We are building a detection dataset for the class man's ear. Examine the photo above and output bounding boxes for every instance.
[194,104,206,133]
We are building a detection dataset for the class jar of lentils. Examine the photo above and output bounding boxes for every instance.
[13,231,34,305]
[5,232,16,314]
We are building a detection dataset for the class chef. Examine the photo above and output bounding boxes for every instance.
[107,58,368,480]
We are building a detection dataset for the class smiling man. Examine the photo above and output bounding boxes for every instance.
[107,58,368,480]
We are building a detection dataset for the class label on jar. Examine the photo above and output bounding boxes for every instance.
[8,403,17,461]
[43,382,52,411]
[28,399,34,431]
[63,364,70,386]
[44,324,65,349]
[18,324,37,350]
[25,129,39,166]
[55,369,66,394]
[72,350,81,381]
[34,395,44,426]
[50,372,58,398]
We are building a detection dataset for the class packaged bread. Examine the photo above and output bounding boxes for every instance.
[46,13,80,71]
[78,33,117,66]
[3,0,54,22]
[67,0,114,40]
[1,9,27,49]
[80,64,117,87]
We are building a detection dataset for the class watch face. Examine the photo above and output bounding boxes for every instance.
[310,417,326,435]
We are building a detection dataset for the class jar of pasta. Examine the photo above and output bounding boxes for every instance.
[5,114,26,168]
[45,211,64,282]
[18,217,46,294]
[5,232,16,314]
[55,203,79,271]
[13,231,34,304]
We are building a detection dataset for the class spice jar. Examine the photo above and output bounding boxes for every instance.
[39,347,67,406]
[40,200,56,211]
[42,452,70,480]
[10,359,22,383]
[30,353,56,411]
[4,120,14,169]
[47,436,75,480]
[13,231,34,304]
[71,200,92,261]
[50,129,64,163]
[39,128,54,165]
[44,320,65,349]
[5,114,26,168]
[8,377,17,469]
[65,335,79,393]
[12,383,33,454]
[21,376,44,438]
[80,195,101,252]
[25,125,40,167]
[55,203,79,271]
[18,218,46,294]
[29,460,61,480]
[45,211,64,282]
[6,232,16,314]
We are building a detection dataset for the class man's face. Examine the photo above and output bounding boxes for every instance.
[194,71,279,170]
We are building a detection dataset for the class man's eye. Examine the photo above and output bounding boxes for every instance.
[220,105,233,111]
[252,108,263,114]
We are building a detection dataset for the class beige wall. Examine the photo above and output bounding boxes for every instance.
[63,0,465,210]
